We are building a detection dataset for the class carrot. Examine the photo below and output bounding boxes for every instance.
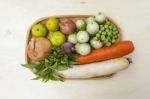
[77,41,134,64]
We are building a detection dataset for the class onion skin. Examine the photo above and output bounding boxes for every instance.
[63,42,74,52]
[59,18,76,35]
[27,37,51,63]
[59,57,130,79]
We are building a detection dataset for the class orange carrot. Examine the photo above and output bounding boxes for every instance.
[77,41,134,64]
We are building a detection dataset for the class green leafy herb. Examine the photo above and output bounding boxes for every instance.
[22,47,76,82]
[21,64,38,69]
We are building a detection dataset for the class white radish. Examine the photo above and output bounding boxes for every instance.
[59,57,130,79]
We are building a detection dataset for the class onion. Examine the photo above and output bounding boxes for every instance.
[63,42,74,52]
[59,18,76,35]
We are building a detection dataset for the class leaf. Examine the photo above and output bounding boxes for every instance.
[49,72,61,81]
[42,74,50,82]
[55,65,69,71]
[22,47,76,82]
[32,76,41,80]
[51,61,58,68]
[69,61,77,65]
[21,64,37,69]
[44,59,49,63]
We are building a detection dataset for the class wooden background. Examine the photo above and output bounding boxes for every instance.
[0,0,150,99]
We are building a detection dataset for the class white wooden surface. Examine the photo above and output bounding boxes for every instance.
[0,0,150,99]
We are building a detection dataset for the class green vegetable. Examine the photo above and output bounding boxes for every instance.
[96,33,101,38]
[98,30,102,34]
[106,21,111,25]
[76,19,86,30]
[75,43,81,53]
[77,31,89,43]
[101,35,106,41]
[22,47,77,82]
[106,37,111,41]
[90,38,103,49]
[111,39,116,43]
[95,19,119,46]
[106,29,109,32]
[105,42,111,46]
[101,27,105,31]
[100,25,103,28]
[109,25,113,29]
[113,27,117,31]
[102,32,106,35]
[107,32,112,36]
[78,43,91,55]
[104,24,108,29]
[95,13,106,23]
[68,33,77,44]
[93,37,98,40]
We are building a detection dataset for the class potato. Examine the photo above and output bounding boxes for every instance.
[59,18,76,35]
[27,37,51,63]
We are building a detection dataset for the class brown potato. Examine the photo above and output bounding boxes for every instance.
[27,37,51,63]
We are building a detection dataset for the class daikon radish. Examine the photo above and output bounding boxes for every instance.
[59,57,130,79]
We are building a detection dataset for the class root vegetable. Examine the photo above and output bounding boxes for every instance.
[59,57,130,79]
[63,42,74,52]
[59,18,76,35]
[27,37,51,63]
[77,41,134,64]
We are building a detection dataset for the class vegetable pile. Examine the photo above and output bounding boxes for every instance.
[22,13,135,82]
